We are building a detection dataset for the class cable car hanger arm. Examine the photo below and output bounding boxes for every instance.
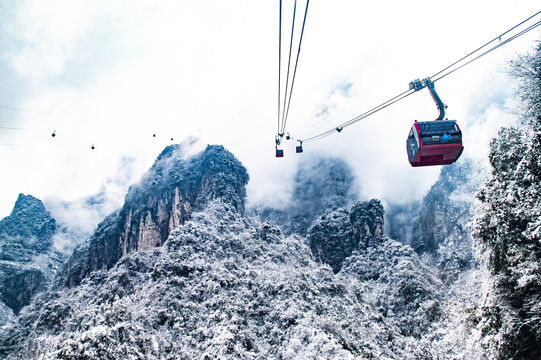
[409,78,447,121]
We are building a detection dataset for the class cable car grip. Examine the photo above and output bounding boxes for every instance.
[409,77,447,121]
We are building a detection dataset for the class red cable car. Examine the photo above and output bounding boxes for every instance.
[407,120,463,167]
[406,78,464,167]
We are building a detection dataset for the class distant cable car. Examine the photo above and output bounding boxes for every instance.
[407,120,463,167]
[91,144,95,150]
[406,78,464,167]
[296,140,303,153]
[153,133,156,137]
[286,132,291,140]
[51,130,56,138]
[275,146,284,158]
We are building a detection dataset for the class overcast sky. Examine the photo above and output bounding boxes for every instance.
[0,0,540,220]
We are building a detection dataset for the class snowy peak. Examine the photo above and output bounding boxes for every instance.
[125,144,249,213]
[0,194,60,315]
[57,144,249,288]
[0,148,476,358]
[5,198,407,359]
[0,193,56,256]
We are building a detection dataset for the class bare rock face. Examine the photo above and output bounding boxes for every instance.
[57,144,249,288]
[0,194,61,314]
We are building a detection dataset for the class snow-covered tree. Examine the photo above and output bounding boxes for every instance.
[473,42,541,359]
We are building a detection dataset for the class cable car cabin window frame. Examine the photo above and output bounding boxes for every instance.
[417,121,459,135]
[407,120,463,167]
[407,126,420,163]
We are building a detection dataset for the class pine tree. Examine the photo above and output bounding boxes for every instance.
[473,42,541,359]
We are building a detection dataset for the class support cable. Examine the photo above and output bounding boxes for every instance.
[432,20,541,83]
[281,0,310,135]
[299,11,541,144]
[277,0,283,135]
[0,105,50,113]
[431,10,541,79]
[280,0,298,134]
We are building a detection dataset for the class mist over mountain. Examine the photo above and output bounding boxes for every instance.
[0,142,475,359]
[257,156,359,236]
[0,146,446,359]
[386,158,487,284]
[43,156,139,257]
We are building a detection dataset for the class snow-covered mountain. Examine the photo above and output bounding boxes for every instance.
[0,43,539,358]
[386,158,487,284]
[56,144,249,289]
[257,156,358,236]
[0,144,454,359]
[0,194,61,315]
[0,194,63,340]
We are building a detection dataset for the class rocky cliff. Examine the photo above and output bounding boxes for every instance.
[0,194,62,315]
[386,159,486,283]
[57,144,249,288]
[1,200,442,359]
[308,199,385,273]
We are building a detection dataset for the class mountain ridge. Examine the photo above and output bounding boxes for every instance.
[0,145,453,359]
[56,144,249,289]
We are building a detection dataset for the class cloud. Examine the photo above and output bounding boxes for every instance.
[44,154,137,234]
[331,81,354,98]
[314,79,356,124]
[0,0,539,220]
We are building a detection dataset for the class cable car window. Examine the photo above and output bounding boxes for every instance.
[418,121,458,135]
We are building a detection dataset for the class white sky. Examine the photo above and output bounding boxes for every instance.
[0,0,540,219]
